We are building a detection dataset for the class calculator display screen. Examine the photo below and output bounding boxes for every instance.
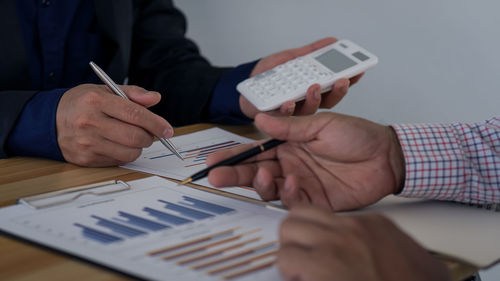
[315,49,357,73]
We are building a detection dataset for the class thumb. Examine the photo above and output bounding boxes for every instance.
[254,113,332,142]
[121,85,162,108]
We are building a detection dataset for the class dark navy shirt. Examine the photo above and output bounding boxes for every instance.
[7,0,254,161]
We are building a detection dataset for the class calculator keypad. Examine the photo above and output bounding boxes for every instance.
[240,58,335,104]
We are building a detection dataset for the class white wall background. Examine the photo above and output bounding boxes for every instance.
[175,0,498,125]
[174,1,500,279]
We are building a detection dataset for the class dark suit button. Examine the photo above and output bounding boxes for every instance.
[42,0,51,7]
[48,72,55,81]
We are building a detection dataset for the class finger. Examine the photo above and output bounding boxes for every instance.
[208,159,282,189]
[288,37,338,58]
[293,84,322,115]
[96,114,154,148]
[277,245,312,281]
[120,85,162,108]
[279,175,311,208]
[208,165,255,188]
[296,177,336,211]
[319,78,350,108]
[90,137,143,164]
[254,113,332,142]
[349,72,364,86]
[253,167,282,201]
[278,101,296,116]
[101,94,173,139]
[68,152,122,168]
[68,138,141,167]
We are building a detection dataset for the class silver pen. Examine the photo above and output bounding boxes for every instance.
[89,61,184,160]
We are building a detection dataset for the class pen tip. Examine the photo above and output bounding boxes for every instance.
[179,178,192,185]
[175,151,184,161]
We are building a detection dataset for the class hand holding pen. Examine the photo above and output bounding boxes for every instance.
[205,112,405,212]
[90,62,183,160]
[53,62,178,167]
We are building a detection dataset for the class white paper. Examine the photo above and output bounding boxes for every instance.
[123,127,267,201]
[0,176,287,281]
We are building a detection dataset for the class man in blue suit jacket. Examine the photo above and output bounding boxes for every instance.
[0,0,357,166]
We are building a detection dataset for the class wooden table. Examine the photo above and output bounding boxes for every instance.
[0,123,265,281]
[0,123,476,281]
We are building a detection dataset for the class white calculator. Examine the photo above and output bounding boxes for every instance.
[237,39,378,111]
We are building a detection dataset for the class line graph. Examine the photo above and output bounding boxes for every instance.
[123,128,270,201]
[149,140,240,168]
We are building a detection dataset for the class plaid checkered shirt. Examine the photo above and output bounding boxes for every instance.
[392,116,500,204]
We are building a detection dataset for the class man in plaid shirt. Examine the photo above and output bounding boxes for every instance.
[208,112,499,281]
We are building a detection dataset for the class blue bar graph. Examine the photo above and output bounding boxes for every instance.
[91,215,147,238]
[74,196,233,244]
[180,196,235,214]
[74,223,123,244]
[114,211,170,231]
[143,207,193,225]
[158,200,214,220]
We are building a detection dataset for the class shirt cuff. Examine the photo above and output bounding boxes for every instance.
[6,89,67,161]
[390,123,467,200]
[208,60,258,125]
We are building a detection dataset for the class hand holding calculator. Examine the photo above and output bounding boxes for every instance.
[237,39,378,111]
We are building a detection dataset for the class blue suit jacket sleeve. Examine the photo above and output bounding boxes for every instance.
[5,89,66,160]
[3,61,258,160]
[208,60,258,125]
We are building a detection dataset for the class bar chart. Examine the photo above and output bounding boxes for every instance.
[73,196,236,245]
[146,227,279,280]
[6,177,285,280]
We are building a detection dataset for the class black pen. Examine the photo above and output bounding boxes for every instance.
[179,139,285,185]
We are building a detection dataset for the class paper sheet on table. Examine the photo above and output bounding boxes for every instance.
[0,176,287,281]
[123,128,271,201]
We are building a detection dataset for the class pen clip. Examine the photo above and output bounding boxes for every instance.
[18,180,130,209]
